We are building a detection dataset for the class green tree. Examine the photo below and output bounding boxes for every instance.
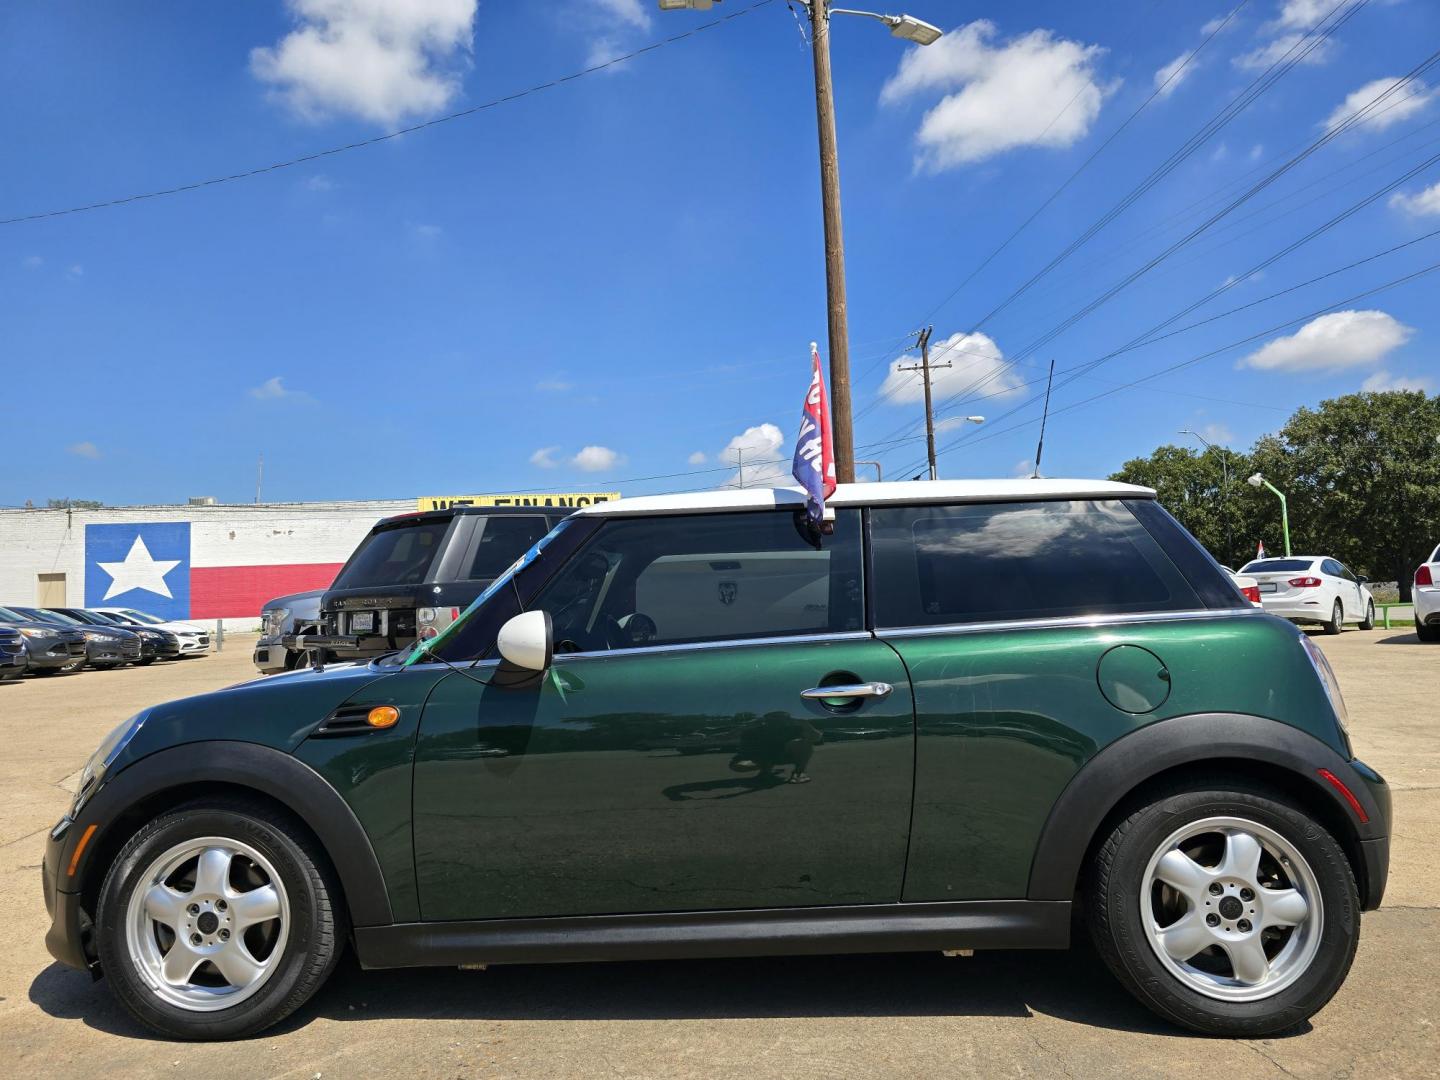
[46,498,103,509]
[1113,391,1440,600]
[1110,443,1254,567]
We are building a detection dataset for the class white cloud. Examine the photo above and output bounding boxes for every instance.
[250,0,476,125]
[535,378,574,392]
[22,255,43,269]
[1201,16,1230,36]
[1221,268,1264,288]
[1012,458,1036,478]
[593,0,650,30]
[572,445,624,472]
[687,451,708,465]
[1239,310,1414,373]
[67,441,101,460]
[1233,32,1334,72]
[249,375,312,402]
[530,446,561,469]
[1390,181,1440,216]
[304,174,336,191]
[718,423,789,489]
[412,222,443,239]
[1361,370,1433,393]
[1275,0,1331,31]
[1199,422,1236,445]
[880,20,1112,169]
[1210,141,1229,163]
[1153,50,1196,98]
[1323,77,1434,133]
[879,331,1023,404]
[67,264,84,278]
[578,0,652,72]
[1250,143,1265,160]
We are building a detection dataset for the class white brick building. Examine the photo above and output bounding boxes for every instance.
[0,500,410,629]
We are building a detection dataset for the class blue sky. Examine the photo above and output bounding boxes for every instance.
[3,0,1438,506]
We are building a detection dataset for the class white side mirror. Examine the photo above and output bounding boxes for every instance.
[496,610,553,672]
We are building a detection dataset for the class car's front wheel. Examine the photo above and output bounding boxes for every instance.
[1358,601,1375,631]
[96,799,345,1040]
[1417,616,1440,643]
[1087,781,1359,1037]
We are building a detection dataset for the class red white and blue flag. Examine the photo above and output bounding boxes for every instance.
[792,342,837,529]
[1256,540,1266,561]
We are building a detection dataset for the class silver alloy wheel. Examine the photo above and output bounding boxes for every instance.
[1140,816,1323,1003]
[124,836,290,1011]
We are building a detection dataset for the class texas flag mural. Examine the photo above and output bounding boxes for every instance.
[84,522,344,620]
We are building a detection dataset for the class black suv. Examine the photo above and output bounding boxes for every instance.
[304,506,563,661]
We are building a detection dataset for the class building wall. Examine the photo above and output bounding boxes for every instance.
[0,501,409,628]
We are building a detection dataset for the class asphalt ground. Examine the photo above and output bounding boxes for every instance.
[1,629,1435,1079]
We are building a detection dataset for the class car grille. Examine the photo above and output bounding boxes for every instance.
[0,640,22,656]
[122,639,142,658]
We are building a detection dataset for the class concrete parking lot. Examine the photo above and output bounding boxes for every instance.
[1,630,1435,1079]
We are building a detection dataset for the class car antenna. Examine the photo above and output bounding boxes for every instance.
[1032,358,1055,480]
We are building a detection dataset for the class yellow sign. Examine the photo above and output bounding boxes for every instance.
[418,492,621,512]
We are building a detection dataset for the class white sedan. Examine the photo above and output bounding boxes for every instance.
[1239,556,1375,634]
[92,607,211,656]
[1416,543,1439,642]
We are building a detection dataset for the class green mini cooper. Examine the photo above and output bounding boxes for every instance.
[43,480,1389,1040]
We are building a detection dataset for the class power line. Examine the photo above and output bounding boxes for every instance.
[0,0,776,227]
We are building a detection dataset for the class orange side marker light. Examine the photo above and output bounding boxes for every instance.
[67,823,99,877]
[367,706,400,729]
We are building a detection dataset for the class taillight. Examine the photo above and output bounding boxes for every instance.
[1242,585,1261,604]
[1419,565,1435,587]
[1289,576,1322,588]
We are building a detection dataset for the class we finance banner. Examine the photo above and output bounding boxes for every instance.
[417,493,620,512]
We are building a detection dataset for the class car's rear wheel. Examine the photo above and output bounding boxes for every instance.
[1358,601,1375,631]
[1087,781,1359,1037]
[1323,600,1344,635]
[1417,616,1440,643]
[96,799,345,1040]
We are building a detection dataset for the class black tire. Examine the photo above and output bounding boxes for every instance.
[1323,600,1343,635]
[1417,617,1440,643]
[1358,602,1375,631]
[96,798,346,1040]
[1086,780,1359,1037]
[136,658,157,666]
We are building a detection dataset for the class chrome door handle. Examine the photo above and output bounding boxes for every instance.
[800,681,893,700]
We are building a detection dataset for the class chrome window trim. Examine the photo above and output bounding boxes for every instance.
[550,630,874,663]
[876,607,1259,639]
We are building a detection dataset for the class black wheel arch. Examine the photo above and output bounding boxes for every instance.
[65,741,393,930]
[1027,713,1389,910]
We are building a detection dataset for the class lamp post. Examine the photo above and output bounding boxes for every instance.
[659,1,943,483]
[1247,472,1291,557]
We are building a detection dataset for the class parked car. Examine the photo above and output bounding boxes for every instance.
[252,589,325,675]
[1413,543,1440,642]
[43,480,1388,1041]
[0,625,26,680]
[1238,556,1376,634]
[1225,568,1263,607]
[6,605,142,669]
[306,505,563,663]
[92,608,211,656]
[0,606,87,674]
[52,608,180,664]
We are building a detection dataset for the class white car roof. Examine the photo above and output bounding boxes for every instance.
[574,479,1154,518]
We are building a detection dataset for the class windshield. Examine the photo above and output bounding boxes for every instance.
[333,518,451,589]
[0,606,29,622]
[119,609,165,624]
[39,609,85,625]
[83,610,125,626]
[401,519,574,667]
[1242,558,1316,573]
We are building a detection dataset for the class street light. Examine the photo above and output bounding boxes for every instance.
[929,415,983,479]
[1247,472,1291,557]
[1180,428,1232,558]
[659,1,943,484]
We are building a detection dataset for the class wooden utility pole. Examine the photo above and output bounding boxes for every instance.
[898,326,950,481]
[808,2,854,482]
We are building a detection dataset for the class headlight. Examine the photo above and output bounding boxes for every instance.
[82,630,123,643]
[17,626,57,639]
[263,608,290,635]
[74,710,149,812]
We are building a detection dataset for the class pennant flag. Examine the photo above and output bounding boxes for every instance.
[792,342,837,529]
[1256,540,1266,561]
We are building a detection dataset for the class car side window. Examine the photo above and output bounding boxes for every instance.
[1336,563,1356,582]
[530,509,864,653]
[466,516,551,580]
[1322,559,1343,578]
[871,499,1201,628]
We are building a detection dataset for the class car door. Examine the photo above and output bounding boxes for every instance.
[1322,559,1349,619]
[411,508,916,922]
[1334,561,1364,618]
[868,498,1221,901]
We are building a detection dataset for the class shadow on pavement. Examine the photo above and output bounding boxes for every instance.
[31,945,1257,1041]
[1374,631,1426,646]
